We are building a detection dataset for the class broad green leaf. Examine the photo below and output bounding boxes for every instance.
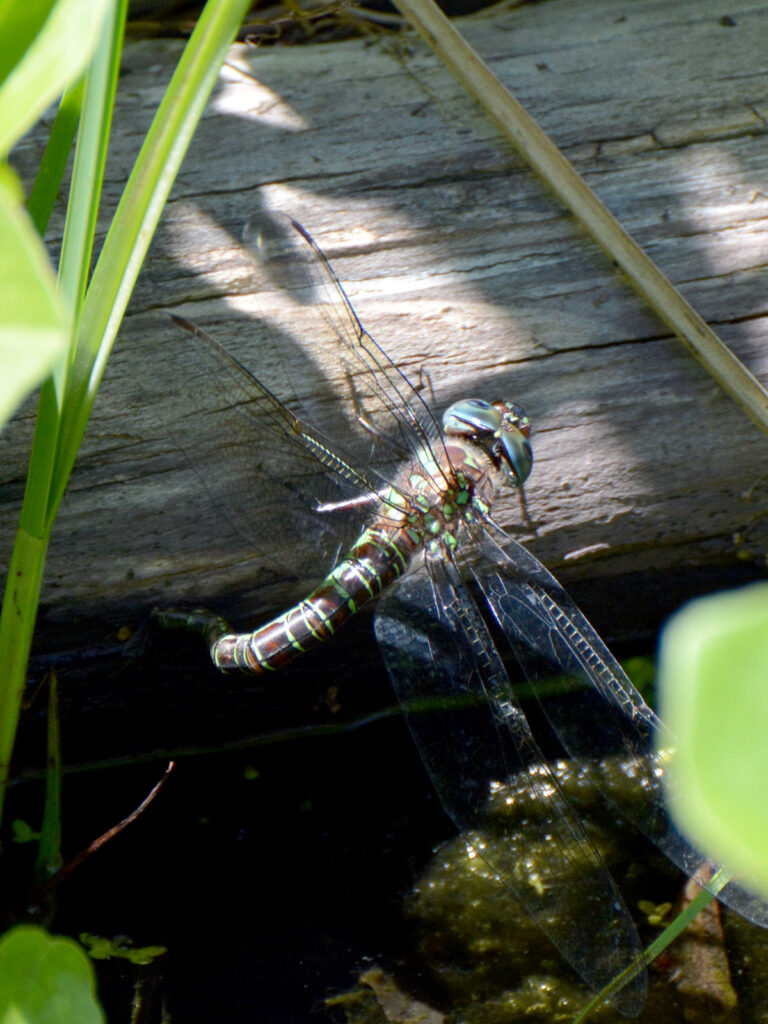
[0,0,110,156]
[0,925,104,1024]
[0,186,67,431]
[658,582,768,896]
[0,0,57,88]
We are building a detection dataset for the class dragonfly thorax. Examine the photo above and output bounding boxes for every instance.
[380,401,532,559]
[380,441,497,559]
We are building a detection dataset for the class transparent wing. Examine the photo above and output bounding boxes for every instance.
[473,523,768,927]
[374,557,647,1015]
[155,213,450,580]
[243,213,452,478]
[159,314,389,576]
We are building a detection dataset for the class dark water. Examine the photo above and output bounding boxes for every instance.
[8,650,449,1023]
[7,624,768,1024]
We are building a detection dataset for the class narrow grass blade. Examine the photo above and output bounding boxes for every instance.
[34,669,63,888]
[573,869,731,1022]
[26,77,85,237]
[0,0,252,833]
[0,528,50,826]
[48,0,253,524]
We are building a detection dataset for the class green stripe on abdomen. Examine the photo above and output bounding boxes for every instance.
[211,526,418,672]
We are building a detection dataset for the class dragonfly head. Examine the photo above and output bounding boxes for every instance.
[442,398,533,487]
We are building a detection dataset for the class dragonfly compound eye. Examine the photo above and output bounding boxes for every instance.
[499,429,533,485]
[442,398,502,438]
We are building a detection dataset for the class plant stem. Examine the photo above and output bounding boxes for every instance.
[391,0,768,434]
[573,868,731,1022]
[0,0,252,837]
[0,527,49,825]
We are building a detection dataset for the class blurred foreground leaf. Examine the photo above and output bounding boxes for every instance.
[0,925,104,1024]
[659,581,768,897]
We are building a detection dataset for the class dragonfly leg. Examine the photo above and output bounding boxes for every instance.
[516,483,540,535]
[344,365,412,461]
[413,364,436,406]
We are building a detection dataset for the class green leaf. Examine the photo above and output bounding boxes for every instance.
[26,77,84,236]
[0,925,105,1024]
[10,819,40,844]
[0,0,251,838]
[48,0,253,519]
[0,0,57,88]
[0,186,67,432]
[0,0,110,156]
[79,933,167,965]
[658,581,768,896]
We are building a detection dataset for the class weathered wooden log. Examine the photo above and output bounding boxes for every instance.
[4,0,768,744]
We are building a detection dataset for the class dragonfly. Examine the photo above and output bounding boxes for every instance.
[159,213,768,1014]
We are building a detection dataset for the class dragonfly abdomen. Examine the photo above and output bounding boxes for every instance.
[211,524,421,672]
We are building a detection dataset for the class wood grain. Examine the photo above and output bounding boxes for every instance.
[5,0,768,662]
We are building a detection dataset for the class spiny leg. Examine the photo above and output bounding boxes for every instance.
[517,482,539,535]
